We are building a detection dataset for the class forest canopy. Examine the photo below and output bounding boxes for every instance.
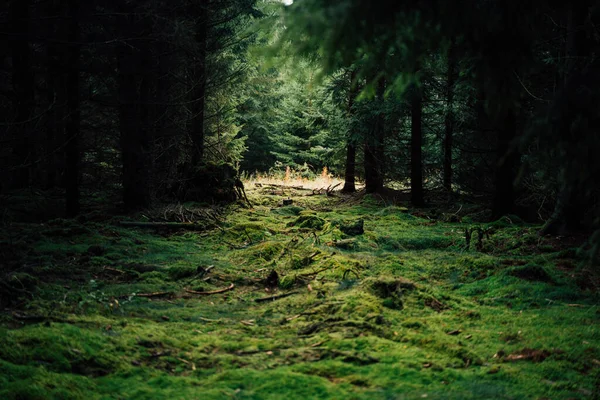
[0,0,599,236]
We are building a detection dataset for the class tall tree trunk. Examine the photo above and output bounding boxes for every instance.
[45,0,61,189]
[443,41,456,192]
[190,1,208,165]
[117,11,151,211]
[364,76,385,193]
[152,41,171,190]
[374,77,385,190]
[491,108,518,219]
[343,144,357,193]
[9,0,35,189]
[64,0,81,217]
[342,69,357,193]
[540,0,591,234]
[411,86,424,206]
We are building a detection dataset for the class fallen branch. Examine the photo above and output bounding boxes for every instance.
[136,291,175,298]
[103,266,126,274]
[326,238,357,250]
[119,221,207,231]
[254,291,298,303]
[263,183,307,190]
[326,182,342,196]
[185,283,235,295]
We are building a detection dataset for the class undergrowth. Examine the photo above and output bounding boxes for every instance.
[0,187,599,399]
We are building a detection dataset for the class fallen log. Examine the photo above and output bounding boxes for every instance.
[326,238,357,250]
[262,183,309,190]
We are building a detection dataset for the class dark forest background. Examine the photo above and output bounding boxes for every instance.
[1,0,599,249]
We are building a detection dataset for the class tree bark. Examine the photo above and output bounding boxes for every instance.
[117,10,152,212]
[45,0,61,189]
[491,108,518,219]
[443,41,456,192]
[364,76,385,193]
[190,1,209,165]
[540,0,591,234]
[64,0,81,217]
[411,85,424,206]
[342,69,358,193]
[9,0,35,189]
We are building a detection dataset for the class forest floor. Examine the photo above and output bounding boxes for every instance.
[1,184,599,399]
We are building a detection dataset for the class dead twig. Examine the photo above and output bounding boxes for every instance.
[184,283,235,295]
[103,266,126,274]
[255,291,299,303]
[136,291,175,298]
[326,182,342,196]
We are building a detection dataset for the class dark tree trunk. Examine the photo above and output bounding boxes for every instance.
[374,77,385,190]
[117,11,151,212]
[343,143,357,193]
[443,41,456,192]
[411,86,424,206]
[491,108,518,219]
[190,1,208,165]
[64,0,81,217]
[151,40,173,194]
[45,0,61,189]
[540,0,591,234]
[364,76,385,193]
[342,69,358,193]
[364,142,377,193]
[9,0,35,189]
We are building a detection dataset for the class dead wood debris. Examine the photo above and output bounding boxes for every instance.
[255,291,299,303]
[119,221,208,231]
[136,291,176,298]
[184,283,235,295]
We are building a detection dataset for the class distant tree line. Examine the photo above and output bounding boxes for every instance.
[251,0,600,236]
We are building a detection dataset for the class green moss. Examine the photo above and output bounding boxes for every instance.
[271,205,305,216]
[0,189,597,400]
[250,241,285,262]
[287,214,326,230]
[279,275,296,289]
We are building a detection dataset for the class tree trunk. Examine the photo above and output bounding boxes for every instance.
[45,0,61,189]
[443,41,456,192]
[491,108,518,219]
[190,1,208,165]
[342,69,358,193]
[343,143,357,193]
[364,76,385,193]
[9,0,35,189]
[374,77,385,191]
[411,86,424,206]
[117,11,151,212]
[64,0,81,217]
[540,0,591,234]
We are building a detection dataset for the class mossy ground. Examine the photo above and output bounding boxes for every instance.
[1,187,599,399]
